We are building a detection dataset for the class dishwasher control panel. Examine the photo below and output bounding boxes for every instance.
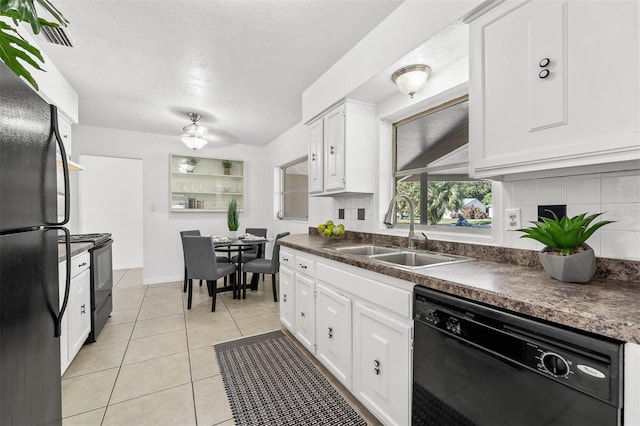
[414,290,618,404]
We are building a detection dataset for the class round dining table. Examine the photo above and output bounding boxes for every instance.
[212,237,269,299]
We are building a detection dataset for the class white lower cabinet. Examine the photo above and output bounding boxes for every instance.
[294,273,316,353]
[59,251,92,375]
[315,282,352,389]
[67,268,91,360]
[279,248,413,425]
[278,264,295,332]
[354,303,411,426]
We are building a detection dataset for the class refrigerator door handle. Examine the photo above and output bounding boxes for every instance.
[51,104,70,226]
[55,227,71,338]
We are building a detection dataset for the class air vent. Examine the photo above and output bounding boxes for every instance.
[40,26,74,47]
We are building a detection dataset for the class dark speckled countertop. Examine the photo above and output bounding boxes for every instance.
[58,242,93,262]
[279,233,640,344]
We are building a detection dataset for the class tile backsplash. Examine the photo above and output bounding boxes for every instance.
[334,195,373,231]
[504,170,640,260]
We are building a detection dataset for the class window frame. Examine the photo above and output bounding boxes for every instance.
[391,95,492,235]
[278,156,309,221]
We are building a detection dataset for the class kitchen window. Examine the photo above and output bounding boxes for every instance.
[393,96,492,234]
[277,157,309,220]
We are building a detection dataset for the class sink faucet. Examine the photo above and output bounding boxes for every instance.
[383,194,426,249]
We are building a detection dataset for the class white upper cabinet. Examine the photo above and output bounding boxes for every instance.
[469,0,640,178]
[307,100,376,196]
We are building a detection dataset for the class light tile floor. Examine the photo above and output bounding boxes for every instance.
[61,269,381,425]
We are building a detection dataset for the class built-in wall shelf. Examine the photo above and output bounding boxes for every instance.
[169,154,244,212]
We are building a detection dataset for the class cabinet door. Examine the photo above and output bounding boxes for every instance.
[323,105,345,192]
[470,1,640,177]
[68,268,91,361]
[279,265,295,332]
[354,303,411,426]
[316,282,352,389]
[57,113,72,158]
[294,273,315,353]
[308,119,324,194]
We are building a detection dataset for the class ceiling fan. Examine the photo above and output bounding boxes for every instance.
[180,112,209,150]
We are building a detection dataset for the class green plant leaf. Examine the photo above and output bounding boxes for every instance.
[35,0,68,27]
[0,20,43,90]
[517,211,615,254]
[1,0,67,32]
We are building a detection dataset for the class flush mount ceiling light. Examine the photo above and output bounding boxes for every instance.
[391,64,432,98]
[180,112,208,150]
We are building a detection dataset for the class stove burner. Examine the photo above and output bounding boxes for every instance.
[59,233,112,245]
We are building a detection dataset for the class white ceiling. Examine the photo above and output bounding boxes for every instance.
[37,0,403,146]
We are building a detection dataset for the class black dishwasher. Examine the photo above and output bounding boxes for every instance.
[413,287,623,426]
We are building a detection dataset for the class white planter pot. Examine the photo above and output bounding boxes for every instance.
[538,244,596,284]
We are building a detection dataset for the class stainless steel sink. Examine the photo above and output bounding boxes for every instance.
[333,245,400,256]
[328,245,473,270]
[370,251,472,269]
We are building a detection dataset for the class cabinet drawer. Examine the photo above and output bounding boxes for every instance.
[70,252,90,278]
[280,250,295,266]
[296,255,315,277]
[317,263,411,319]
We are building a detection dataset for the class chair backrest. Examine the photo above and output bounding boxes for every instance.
[183,236,219,280]
[245,228,267,255]
[180,230,201,262]
[270,232,290,272]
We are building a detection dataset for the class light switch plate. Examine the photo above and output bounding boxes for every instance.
[505,208,521,231]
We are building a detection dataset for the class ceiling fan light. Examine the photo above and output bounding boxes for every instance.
[392,64,431,98]
[181,133,208,150]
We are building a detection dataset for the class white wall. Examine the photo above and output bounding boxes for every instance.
[72,125,271,284]
[78,155,144,269]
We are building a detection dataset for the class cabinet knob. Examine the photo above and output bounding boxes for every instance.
[328,327,333,339]
[300,312,305,318]
[311,153,316,161]
[78,262,87,267]
[539,69,550,79]
[374,359,380,367]
[80,304,86,314]
[282,257,289,262]
[283,294,287,302]
[374,368,380,375]
[539,58,550,68]
[299,264,307,269]
[329,146,335,154]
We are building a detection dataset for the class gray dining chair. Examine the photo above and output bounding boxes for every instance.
[180,230,228,293]
[242,232,290,302]
[231,227,268,264]
[182,236,237,311]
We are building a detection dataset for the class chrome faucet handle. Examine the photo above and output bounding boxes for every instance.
[409,234,428,250]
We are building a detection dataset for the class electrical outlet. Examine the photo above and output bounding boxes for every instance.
[505,208,521,231]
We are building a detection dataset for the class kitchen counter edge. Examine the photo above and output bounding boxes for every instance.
[58,242,93,262]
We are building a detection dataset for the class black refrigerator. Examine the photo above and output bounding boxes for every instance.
[0,62,72,425]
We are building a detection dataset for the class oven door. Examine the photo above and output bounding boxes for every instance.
[90,240,113,308]
[412,320,621,426]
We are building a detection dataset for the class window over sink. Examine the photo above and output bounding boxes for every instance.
[392,96,492,234]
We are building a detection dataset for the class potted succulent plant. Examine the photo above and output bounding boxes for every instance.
[227,198,239,237]
[222,160,233,175]
[518,211,614,283]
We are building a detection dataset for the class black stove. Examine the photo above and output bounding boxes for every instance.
[59,233,112,245]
